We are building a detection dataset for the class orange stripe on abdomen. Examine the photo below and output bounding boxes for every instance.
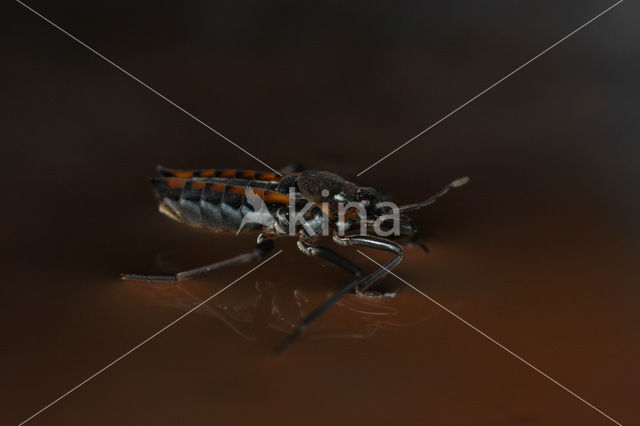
[190,180,206,190]
[166,178,186,189]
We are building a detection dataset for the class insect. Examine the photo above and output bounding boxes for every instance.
[122,164,469,353]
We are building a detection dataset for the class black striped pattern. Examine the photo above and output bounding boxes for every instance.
[150,177,291,232]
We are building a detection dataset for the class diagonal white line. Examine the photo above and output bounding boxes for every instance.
[15,0,282,176]
[357,0,624,176]
[18,250,283,425]
[357,250,624,426]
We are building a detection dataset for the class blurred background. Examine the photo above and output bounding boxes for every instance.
[1,1,638,425]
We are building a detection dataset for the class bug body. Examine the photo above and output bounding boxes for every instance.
[124,165,469,353]
[151,167,297,234]
[152,167,374,237]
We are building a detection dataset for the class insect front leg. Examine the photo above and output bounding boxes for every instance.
[273,240,363,354]
[362,216,429,253]
[333,235,404,295]
[395,215,430,253]
[121,234,274,282]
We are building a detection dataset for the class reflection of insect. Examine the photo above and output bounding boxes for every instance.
[131,279,443,345]
[122,163,469,353]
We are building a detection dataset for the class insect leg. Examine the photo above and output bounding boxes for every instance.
[121,236,274,282]
[397,215,430,253]
[365,216,429,253]
[333,235,404,294]
[273,240,363,354]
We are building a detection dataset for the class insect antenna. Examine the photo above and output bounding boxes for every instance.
[398,177,469,213]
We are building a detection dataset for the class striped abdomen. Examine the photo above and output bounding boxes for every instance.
[151,177,291,233]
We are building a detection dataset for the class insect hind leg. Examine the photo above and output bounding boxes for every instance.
[121,236,274,282]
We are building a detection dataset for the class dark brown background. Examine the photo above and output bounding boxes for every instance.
[1,1,638,425]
